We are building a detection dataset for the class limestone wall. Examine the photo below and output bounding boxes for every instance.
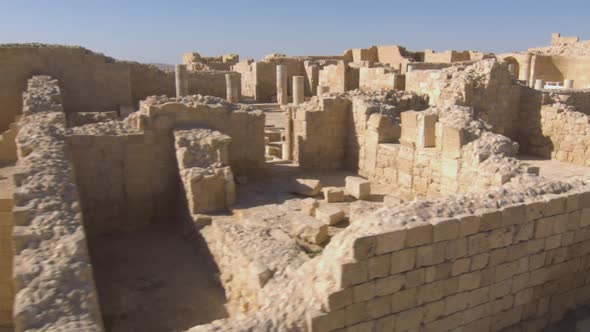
[359,67,400,92]
[424,49,471,63]
[531,55,590,89]
[405,59,522,140]
[0,44,232,135]
[174,128,235,214]
[68,95,265,236]
[291,97,351,169]
[306,178,590,332]
[0,44,131,132]
[232,57,306,102]
[11,76,103,331]
[67,131,175,236]
[189,177,590,332]
[365,106,528,199]
[231,60,257,99]
[187,71,231,98]
[519,89,590,166]
[318,61,359,93]
[551,33,580,45]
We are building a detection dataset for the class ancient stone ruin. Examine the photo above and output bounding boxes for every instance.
[1,33,590,332]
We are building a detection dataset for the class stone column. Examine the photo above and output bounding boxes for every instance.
[534,79,545,90]
[309,64,320,95]
[276,65,288,105]
[528,55,537,88]
[175,64,188,97]
[293,76,305,105]
[225,73,240,103]
[564,79,574,89]
[521,52,532,82]
[282,108,293,160]
[406,64,414,72]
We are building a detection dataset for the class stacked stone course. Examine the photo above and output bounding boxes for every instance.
[11,76,103,332]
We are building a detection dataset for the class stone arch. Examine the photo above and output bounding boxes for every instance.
[502,56,520,78]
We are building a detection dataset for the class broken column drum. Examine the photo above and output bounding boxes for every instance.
[225,73,240,103]
[293,76,304,105]
[276,64,288,105]
[175,64,188,97]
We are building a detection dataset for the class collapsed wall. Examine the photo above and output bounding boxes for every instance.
[405,59,521,140]
[11,76,103,331]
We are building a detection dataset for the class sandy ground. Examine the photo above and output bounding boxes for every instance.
[518,155,590,180]
[89,221,228,332]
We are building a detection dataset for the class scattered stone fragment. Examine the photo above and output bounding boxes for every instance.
[345,176,371,200]
[291,178,322,197]
[315,205,345,225]
[322,186,344,203]
[300,198,319,216]
[289,214,329,245]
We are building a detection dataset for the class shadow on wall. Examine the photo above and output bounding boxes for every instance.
[517,87,555,158]
[82,139,230,331]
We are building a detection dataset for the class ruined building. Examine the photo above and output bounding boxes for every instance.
[0,33,590,332]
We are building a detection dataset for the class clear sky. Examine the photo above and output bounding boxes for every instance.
[1,0,588,64]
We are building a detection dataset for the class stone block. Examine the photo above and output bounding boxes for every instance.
[328,288,352,311]
[300,198,319,216]
[291,178,322,197]
[345,176,370,200]
[417,242,446,267]
[289,214,329,245]
[451,258,471,276]
[340,261,368,288]
[353,281,375,303]
[459,271,481,291]
[322,187,344,203]
[375,315,395,332]
[375,274,405,296]
[471,253,489,271]
[315,205,345,225]
[395,307,423,331]
[423,300,444,323]
[405,222,433,247]
[390,248,416,274]
[368,255,390,279]
[391,287,417,313]
[441,125,464,159]
[400,110,419,144]
[417,113,438,148]
[433,218,459,242]
[375,230,406,255]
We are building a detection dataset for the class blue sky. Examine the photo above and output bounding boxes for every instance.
[0,0,588,64]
